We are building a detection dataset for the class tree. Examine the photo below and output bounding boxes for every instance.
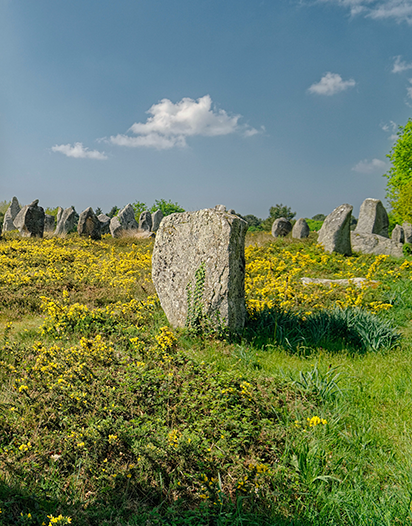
[312,213,326,221]
[95,207,102,216]
[131,201,147,221]
[385,118,412,220]
[107,206,119,219]
[241,214,263,230]
[261,203,296,230]
[150,199,185,216]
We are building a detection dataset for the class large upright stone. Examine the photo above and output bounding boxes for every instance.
[151,210,164,232]
[2,197,20,233]
[152,208,248,332]
[109,204,138,238]
[355,198,389,238]
[271,217,292,238]
[318,204,353,256]
[403,222,412,244]
[292,218,310,239]
[44,214,55,233]
[78,207,101,240]
[54,207,78,236]
[139,210,152,232]
[13,199,45,238]
[98,214,111,235]
[392,224,404,244]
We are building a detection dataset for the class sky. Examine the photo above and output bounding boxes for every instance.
[1,0,412,220]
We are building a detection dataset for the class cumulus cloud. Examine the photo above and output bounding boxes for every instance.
[52,142,107,160]
[392,55,412,73]
[314,0,412,24]
[352,158,387,173]
[308,72,356,96]
[109,95,258,149]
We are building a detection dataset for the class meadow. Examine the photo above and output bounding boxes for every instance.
[1,231,412,525]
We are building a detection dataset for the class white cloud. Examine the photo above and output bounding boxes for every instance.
[381,120,398,141]
[308,72,356,96]
[314,0,412,24]
[52,142,107,160]
[352,158,387,173]
[109,95,258,149]
[392,55,412,73]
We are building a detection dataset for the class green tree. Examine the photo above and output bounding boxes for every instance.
[261,203,296,230]
[150,199,185,216]
[107,206,119,219]
[385,118,412,220]
[241,214,263,231]
[131,201,147,221]
[45,207,59,219]
[312,213,326,221]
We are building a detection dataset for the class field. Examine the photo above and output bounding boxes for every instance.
[1,232,412,525]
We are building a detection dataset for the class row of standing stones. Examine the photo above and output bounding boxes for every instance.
[1,198,405,332]
[1,197,164,240]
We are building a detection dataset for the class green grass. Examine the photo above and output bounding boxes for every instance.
[1,235,412,525]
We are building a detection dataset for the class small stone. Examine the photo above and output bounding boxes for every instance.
[292,218,310,239]
[318,204,353,256]
[77,207,101,240]
[391,224,404,244]
[355,198,389,238]
[271,217,292,238]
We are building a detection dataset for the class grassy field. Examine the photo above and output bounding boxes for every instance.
[1,232,412,525]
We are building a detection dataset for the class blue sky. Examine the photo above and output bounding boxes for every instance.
[1,0,411,219]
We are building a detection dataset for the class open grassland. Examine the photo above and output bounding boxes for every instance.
[1,232,412,525]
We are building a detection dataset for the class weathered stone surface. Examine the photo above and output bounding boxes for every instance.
[318,204,353,256]
[2,197,20,233]
[355,198,389,238]
[44,214,55,232]
[14,200,45,238]
[151,210,164,232]
[301,277,378,288]
[56,207,63,225]
[97,214,111,235]
[292,218,310,239]
[139,210,152,232]
[403,222,412,244]
[351,232,403,258]
[109,204,138,238]
[227,209,236,215]
[152,208,248,332]
[392,224,404,244]
[271,217,292,238]
[78,207,101,240]
[214,204,226,212]
[54,207,78,236]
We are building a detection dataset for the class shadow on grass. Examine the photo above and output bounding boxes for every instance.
[240,306,401,354]
[0,480,313,526]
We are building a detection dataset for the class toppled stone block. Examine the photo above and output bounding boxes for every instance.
[351,232,403,258]
[78,207,101,240]
[292,218,310,239]
[355,198,389,238]
[152,208,248,332]
[271,217,292,238]
[318,204,353,256]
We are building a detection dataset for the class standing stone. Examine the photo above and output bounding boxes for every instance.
[54,207,79,236]
[403,222,412,244]
[151,209,164,232]
[152,208,248,332]
[139,210,152,232]
[392,224,404,244]
[56,207,63,225]
[97,214,111,235]
[355,198,389,238]
[13,199,45,238]
[44,214,55,233]
[292,218,310,239]
[271,217,292,238]
[109,204,138,238]
[77,207,101,240]
[2,197,20,233]
[318,204,353,256]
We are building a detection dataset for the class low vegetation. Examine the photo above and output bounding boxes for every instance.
[1,232,412,525]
